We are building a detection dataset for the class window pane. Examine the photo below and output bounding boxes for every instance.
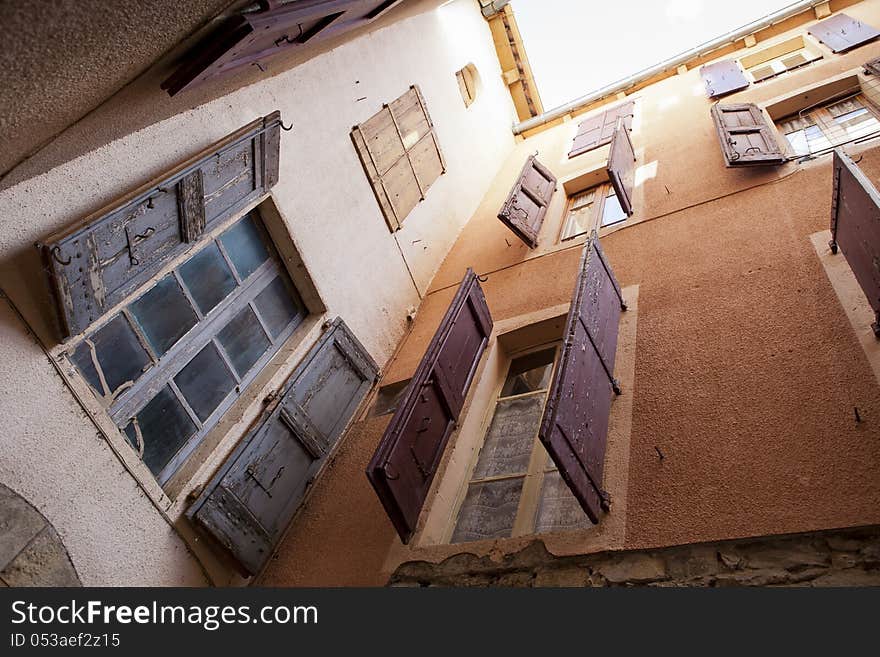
[451,478,524,543]
[178,242,236,315]
[174,342,236,422]
[124,386,197,476]
[472,394,545,479]
[834,108,880,140]
[785,129,809,156]
[71,314,151,395]
[220,214,269,280]
[501,348,556,397]
[804,124,832,152]
[129,275,198,356]
[217,305,271,378]
[601,191,627,226]
[254,276,304,339]
[535,469,591,534]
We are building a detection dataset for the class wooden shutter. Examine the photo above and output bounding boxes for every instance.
[865,56,880,76]
[809,13,880,54]
[367,269,492,543]
[40,112,282,339]
[497,156,557,248]
[700,60,750,98]
[163,0,403,96]
[606,126,636,216]
[569,101,635,158]
[710,103,785,167]
[188,318,378,575]
[538,232,626,523]
[351,85,445,232]
[830,149,880,335]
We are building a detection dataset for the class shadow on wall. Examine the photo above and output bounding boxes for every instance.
[0,482,81,586]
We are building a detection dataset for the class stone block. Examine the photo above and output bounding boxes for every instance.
[599,554,667,584]
[0,484,46,571]
[1,527,79,587]
[533,567,588,588]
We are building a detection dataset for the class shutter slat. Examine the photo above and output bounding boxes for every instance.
[809,13,880,53]
[41,112,282,339]
[497,156,557,249]
[607,126,636,216]
[700,59,750,98]
[830,149,880,335]
[188,318,378,574]
[367,269,492,543]
[710,103,785,167]
[538,233,625,523]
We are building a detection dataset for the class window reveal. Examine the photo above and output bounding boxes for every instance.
[69,211,307,484]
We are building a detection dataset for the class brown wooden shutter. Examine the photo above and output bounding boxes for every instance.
[809,13,880,54]
[569,101,634,158]
[188,318,378,575]
[700,60,749,98]
[163,0,403,95]
[538,232,626,523]
[367,269,492,543]
[40,113,282,339]
[865,56,880,76]
[830,148,880,335]
[710,103,785,167]
[497,156,557,248]
[606,125,636,216]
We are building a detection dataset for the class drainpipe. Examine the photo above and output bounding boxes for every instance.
[512,0,829,134]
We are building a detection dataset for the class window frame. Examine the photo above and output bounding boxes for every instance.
[559,181,626,242]
[777,92,880,157]
[738,35,824,84]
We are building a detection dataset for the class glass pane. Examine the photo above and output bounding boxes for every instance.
[217,305,271,378]
[220,214,269,280]
[500,348,556,397]
[472,394,546,479]
[129,275,198,357]
[178,242,237,315]
[804,124,832,153]
[254,276,304,339]
[451,478,524,543]
[124,386,197,477]
[601,191,627,226]
[173,342,236,422]
[71,314,151,395]
[535,469,592,534]
[834,108,880,140]
[785,129,809,156]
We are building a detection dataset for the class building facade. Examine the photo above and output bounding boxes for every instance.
[1,0,879,587]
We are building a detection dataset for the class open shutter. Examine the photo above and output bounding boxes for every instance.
[539,232,626,523]
[188,318,378,575]
[607,125,636,216]
[40,113,282,339]
[367,269,492,543]
[865,56,880,76]
[710,103,785,167]
[830,149,880,335]
[809,13,880,53]
[569,101,634,158]
[700,60,749,98]
[497,156,557,248]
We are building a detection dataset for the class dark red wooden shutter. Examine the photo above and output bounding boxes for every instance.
[367,269,492,543]
[569,101,634,158]
[539,232,625,523]
[710,103,785,167]
[700,59,749,98]
[809,13,880,53]
[607,125,636,216]
[497,156,557,248]
[830,148,880,335]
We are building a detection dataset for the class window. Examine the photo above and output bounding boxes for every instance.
[779,95,880,157]
[451,345,590,542]
[560,182,626,241]
[455,63,480,107]
[69,211,308,485]
[739,35,822,84]
[351,85,445,232]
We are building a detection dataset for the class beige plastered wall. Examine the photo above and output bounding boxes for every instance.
[262,1,880,585]
[0,0,516,586]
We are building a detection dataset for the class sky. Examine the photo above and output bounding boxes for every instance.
[510,0,801,109]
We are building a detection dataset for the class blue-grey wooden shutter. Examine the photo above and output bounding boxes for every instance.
[809,13,880,53]
[569,101,634,158]
[187,317,378,575]
[539,232,626,523]
[40,112,282,339]
[700,60,749,98]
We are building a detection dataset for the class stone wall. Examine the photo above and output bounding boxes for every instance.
[390,526,880,587]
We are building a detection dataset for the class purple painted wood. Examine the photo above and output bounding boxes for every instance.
[700,59,749,98]
[607,125,636,216]
[569,101,634,158]
[830,148,880,335]
[809,13,880,53]
[539,233,625,523]
[497,156,557,249]
[367,269,492,543]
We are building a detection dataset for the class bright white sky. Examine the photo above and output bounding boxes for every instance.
[510,0,800,109]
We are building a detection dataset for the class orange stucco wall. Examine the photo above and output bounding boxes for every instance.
[263,1,880,585]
